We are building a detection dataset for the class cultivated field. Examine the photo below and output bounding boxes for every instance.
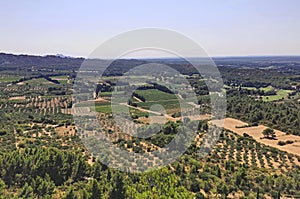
[211,118,300,157]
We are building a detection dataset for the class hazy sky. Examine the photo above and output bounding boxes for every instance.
[1,0,300,58]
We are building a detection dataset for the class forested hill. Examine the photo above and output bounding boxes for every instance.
[2,52,300,70]
[213,56,300,70]
[0,53,84,71]
[0,53,147,75]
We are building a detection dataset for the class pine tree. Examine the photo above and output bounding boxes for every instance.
[64,188,77,199]
[93,163,102,180]
[109,175,125,199]
[80,188,89,199]
[262,128,275,139]
[19,182,34,198]
[90,180,102,199]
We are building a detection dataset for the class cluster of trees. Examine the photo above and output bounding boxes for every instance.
[136,83,174,94]
[132,92,145,102]
[0,126,299,198]
[227,90,300,135]
[0,102,72,127]
[229,86,277,96]
[95,83,112,94]
[11,75,60,85]
[220,67,293,90]
[187,77,209,96]
[47,86,67,95]
[262,128,276,139]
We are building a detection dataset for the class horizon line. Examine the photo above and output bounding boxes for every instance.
[1,51,300,60]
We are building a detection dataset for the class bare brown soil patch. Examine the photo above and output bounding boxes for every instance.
[9,96,26,101]
[211,118,300,156]
[55,125,76,137]
[188,114,211,121]
[93,97,110,103]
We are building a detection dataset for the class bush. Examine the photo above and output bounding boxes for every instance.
[0,130,7,136]
[262,128,276,138]
[18,143,25,148]
[243,133,250,137]
[131,115,138,119]
[195,192,206,199]
[278,141,286,146]
[190,180,200,192]
[278,140,294,146]
[286,140,294,144]
[251,122,258,126]
[133,146,142,153]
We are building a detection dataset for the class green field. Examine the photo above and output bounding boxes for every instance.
[21,78,52,85]
[57,79,68,84]
[52,75,68,79]
[136,100,193,115]
[99,92,112,97]
[137,99,179,109]
[93,104,128,113]
[226,85,274,92]
[135,89,177,101]
[99,91,126,98]
[243,86,258,90]
[130,108,149,117]
[0,76,22,82]
[225,85,292,102]
[262,89,292,101]
[94,89,185,115]
[259,86,274,92]
[75,101,111,108]
[93,105,114,113]
[93,103,149,117]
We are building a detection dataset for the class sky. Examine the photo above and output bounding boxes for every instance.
[0,0,300,58]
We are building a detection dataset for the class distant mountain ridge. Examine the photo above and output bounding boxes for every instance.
[1,52,300,73]
[0,53,84,71]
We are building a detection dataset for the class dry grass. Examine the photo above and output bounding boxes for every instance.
[211,118,300,156]
[55,125,76,137]
[9,96,26,101]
